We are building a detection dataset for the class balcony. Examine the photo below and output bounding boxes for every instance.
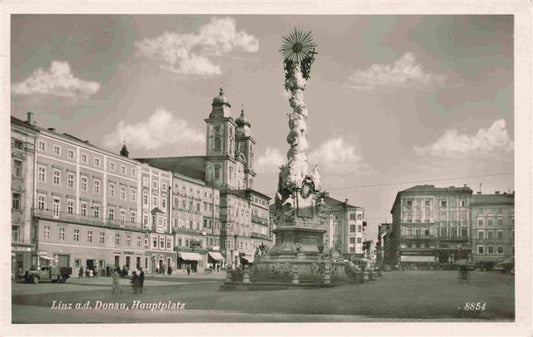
[251,215,269,225]
[172,227,205,235]
[250,232,271,240]
[32,208,144,231]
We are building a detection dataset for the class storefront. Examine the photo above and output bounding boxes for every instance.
[207,251,224,270]
[11,245,33,279]
[177,252,202,272]
[147,251,176,274]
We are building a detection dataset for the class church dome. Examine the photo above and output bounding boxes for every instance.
[212,87,231,107]
[235,108,251,127]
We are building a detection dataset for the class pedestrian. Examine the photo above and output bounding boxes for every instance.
[186,265,191,275]
[139,267,145,293]
[131,271,140,294]
[167,265,172,276]
[106,265,110,277]
[79,266,84,279]
[93,268,98,278]
[112,270,121,294]
[155,266,159,275]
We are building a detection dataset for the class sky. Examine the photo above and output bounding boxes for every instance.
[11,15,514,240]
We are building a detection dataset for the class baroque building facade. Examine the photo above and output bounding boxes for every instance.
[10,89,273,278]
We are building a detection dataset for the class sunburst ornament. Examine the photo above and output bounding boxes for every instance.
[280,29,317,63]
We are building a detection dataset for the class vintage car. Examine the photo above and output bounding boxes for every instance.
[25,265,72,284]
[493,257,514,273]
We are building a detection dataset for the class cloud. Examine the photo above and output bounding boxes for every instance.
[103,108,204,151]
[308,137,366,174]
[414,119,513,158]
[135,17,259,76]
[256,137,367,175]
[12,61,100,98]
[256,147,285,173]
[346,52,446,90]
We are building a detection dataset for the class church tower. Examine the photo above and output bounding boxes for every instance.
[205,88,238,189]
[235,107,256,189]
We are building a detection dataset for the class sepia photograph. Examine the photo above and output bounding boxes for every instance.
[2,1,532,336]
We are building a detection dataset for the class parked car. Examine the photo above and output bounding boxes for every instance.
[493,257,514,273]
[25,265,72,284]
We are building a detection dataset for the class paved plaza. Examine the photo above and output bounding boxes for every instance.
[11,271,514,323]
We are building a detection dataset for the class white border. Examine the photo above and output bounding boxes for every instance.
[1,1,531,336]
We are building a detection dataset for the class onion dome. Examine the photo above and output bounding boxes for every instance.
[236,107,252,137]
[209,88,232,118]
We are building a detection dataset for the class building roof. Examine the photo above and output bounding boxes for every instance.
[471,193,514,206]
[136,156,206,181]
[391,184,473,214]
[323,196,362,210]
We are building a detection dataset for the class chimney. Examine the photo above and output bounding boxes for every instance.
[27,112,34,125]
[495,191,500,195]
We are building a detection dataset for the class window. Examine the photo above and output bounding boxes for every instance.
[166,239,171,249]
[131,189,136,202]
[214,166,220,179]
[14,140,24,149]
[81,202,88,216]
[137,236,141,247]
[478,231,484,239]
[67,173,75,188]
[67,199,74,214]
[126,235,131,246]
[12,226,20,242]
[94,157,101,167]
[108,208,115,220]
[38,141,46,151]
[120,186,126,200]
[143,177,148,187]
[477,245,484,254]
[93,204,100,218]
[53,145,61,155]
[477,219,483,226]
[74,229,80,241]
[162,183,167,191]
[110,162,116,171]
[52,170,61,185]
[115,233,120,246]
[130,211,136,223]
[488,231,494,240]
[100,232,105,244]
[38,166,46,182]
[81,176,88,191]
[14,160,22,177]
[143,192,148,205]
[153,196,158,207]
[53,198,60,217]
[460,200,466,207]
[74,259,81,268]
[497,246,503,254]
[131,168,136,177]
[497,218,503,226]
[487,246,494,254]
[356,237,362,243]
[120,209,126,222]
[349,237,356,244]
[153,239,158,248]
[121,165,126,175]
[44,226,50,239]
[59,227,65,240]
[349,225,356,233]
[68,149,74,159]
[497,207,503,214]
[143,214,149,227]
[12,193,21,210]
[87,231,93,243]
[406,200,412,207]
[162,197,166,209]
[196,202,200,212]
[440,201,447,207]
[357,225,362,233]
[488,218,493,226]
[462,227,468,237]
[153,180,158,189]
[93,179,100,194]
[81,153,88,164]
[497,231,503,240]
[38,195,45,210]
[109,184,115,198]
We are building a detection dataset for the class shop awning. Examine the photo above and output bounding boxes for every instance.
[208,252,225,261]
[401,255,435,262]
[240,255,254,263]
[39,255,55,261]
[178,252,202,261]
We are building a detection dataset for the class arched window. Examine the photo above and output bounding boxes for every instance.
[143,191,148,206]
[214,137,221,152]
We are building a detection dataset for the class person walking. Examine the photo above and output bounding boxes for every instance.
[139,267,145,293]
[167,265,172,276]
[112,270,121,294]
[186,265,191,276]
[131,271,140,294]
[78,266,84,279]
